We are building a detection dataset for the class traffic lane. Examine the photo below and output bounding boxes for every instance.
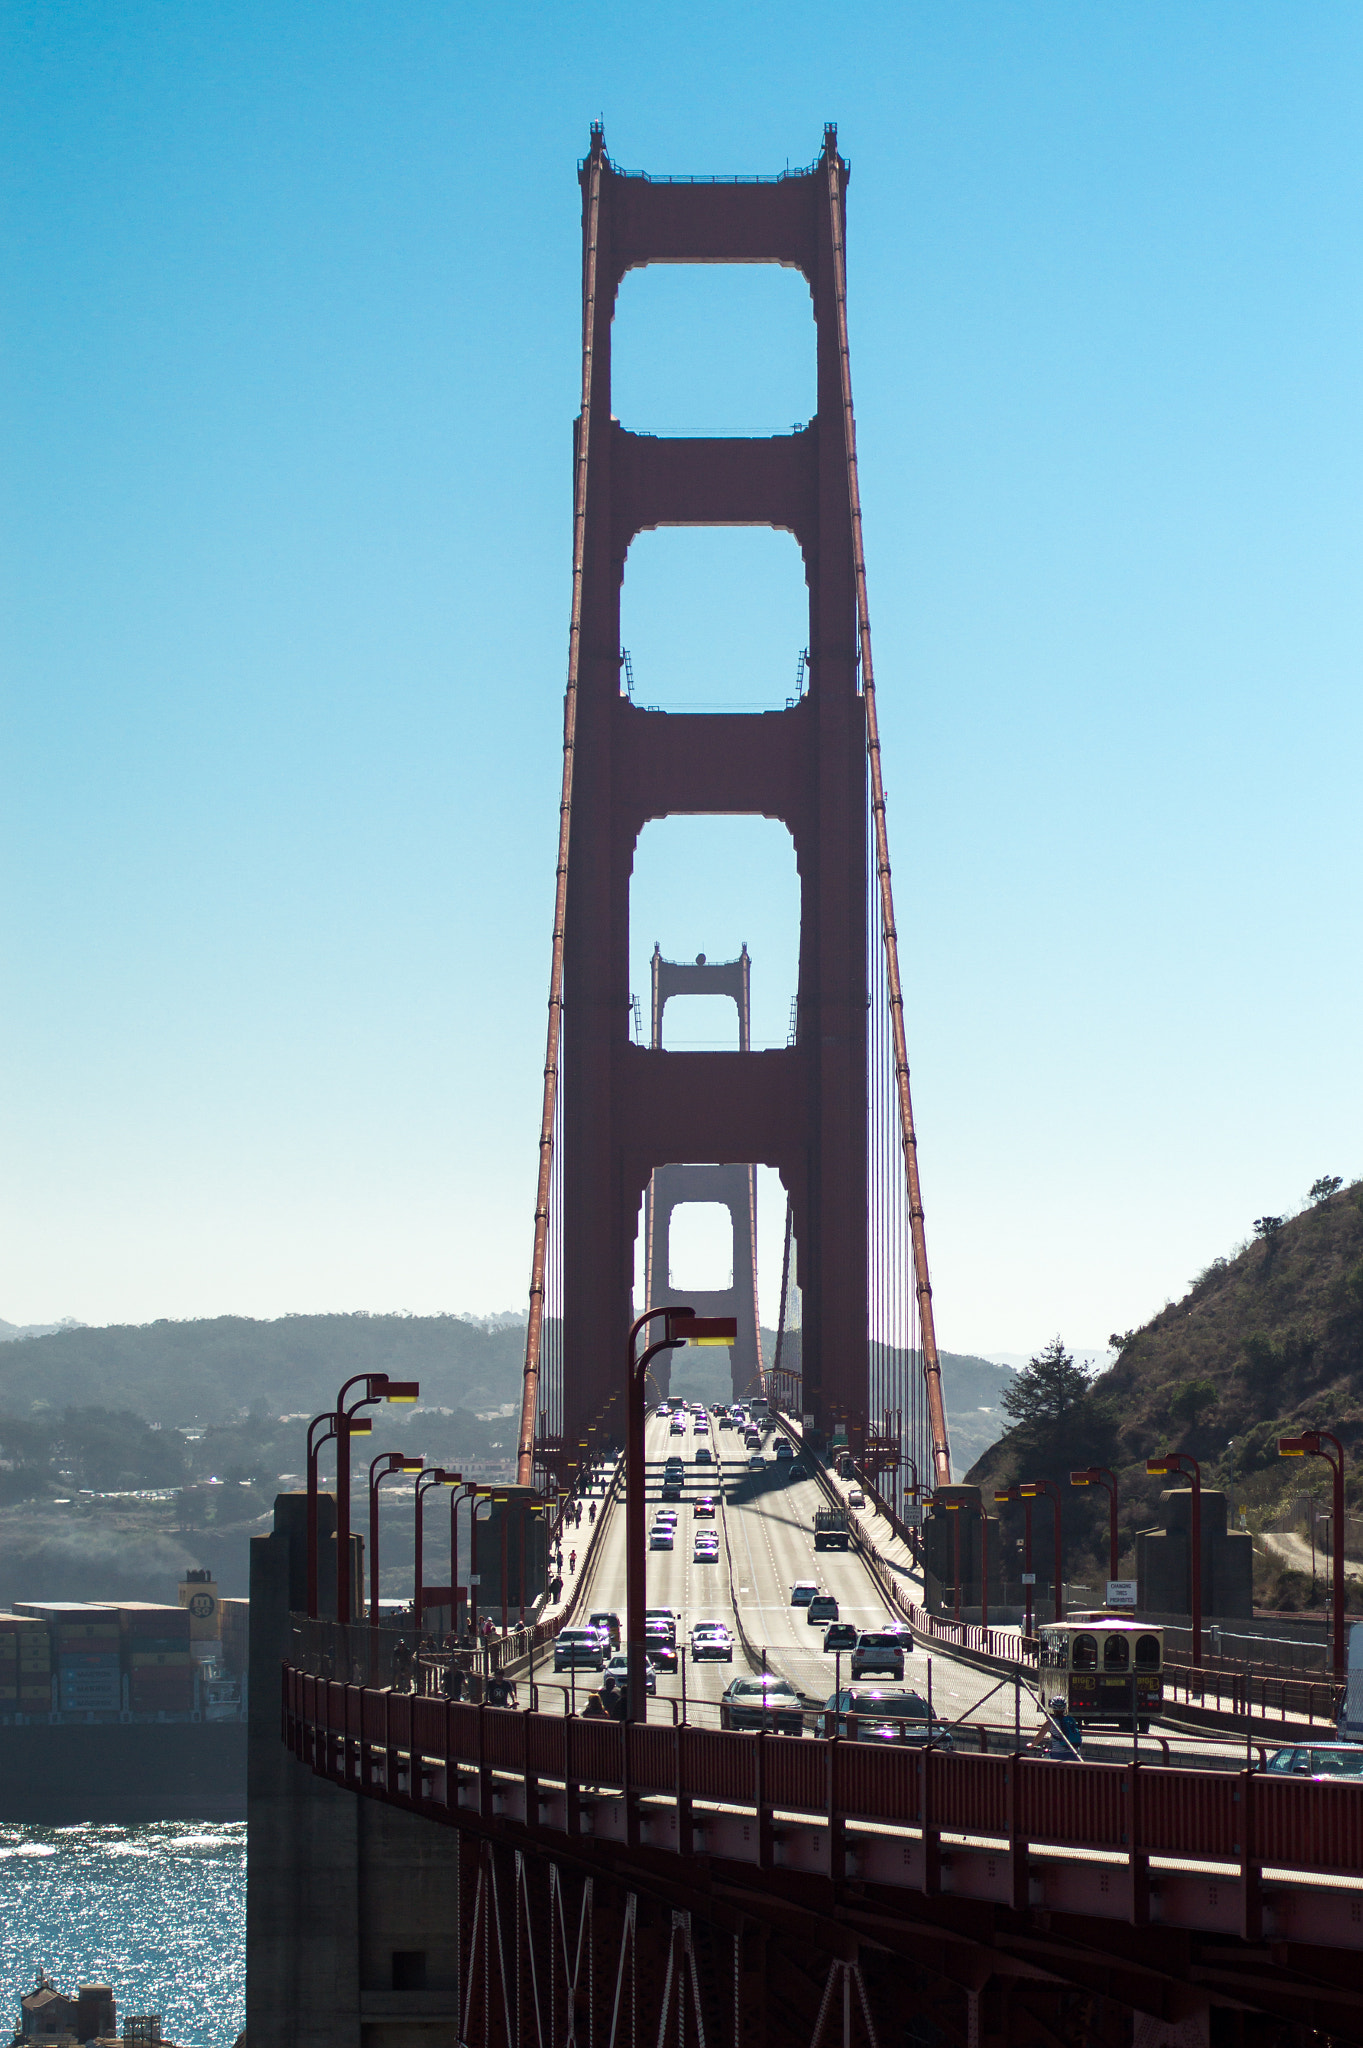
[725,1455,1044,1731]
[569,1412,740,1718]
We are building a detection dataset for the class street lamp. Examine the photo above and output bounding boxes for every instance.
[469,1488,495,1636]
[995,1485,1034,1638]
[306,1408,370,1620]
[1070,1466,1120,1589]
[449,1481,481,1639]
[369,1452,424,1628]
[331,1374,420,1624]
[413,1469,459,1633]
[626,1306,735,1722]
[1019,1479,1064,1622]
[1147,1452,1203,1666]
[1280,1430,1347,1679]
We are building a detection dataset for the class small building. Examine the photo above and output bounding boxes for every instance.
[19,1974,114,2044]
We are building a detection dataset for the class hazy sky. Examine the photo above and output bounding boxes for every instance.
[3,3,1360,1359]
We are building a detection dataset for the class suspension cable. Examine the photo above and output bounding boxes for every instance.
[518,128,605,1487]
[824,133,952,1487]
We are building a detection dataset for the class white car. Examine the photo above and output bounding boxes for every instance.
[690,1622,733,1662]
[693,1535,720,1562]
[605,1650,656,1694]
[650,1525,675,1550]
[848,1487,866,1509]
[746,1452,765,1471]
[554,1627,607,1672]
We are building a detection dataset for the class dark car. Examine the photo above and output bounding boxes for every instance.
[824,1687,954,1747]
[721,1674,804,1736]
[1264,1744,1363,1778]
[644,1624,679,1672]
[822,1622,858,1652]
[588,1610,621,1650]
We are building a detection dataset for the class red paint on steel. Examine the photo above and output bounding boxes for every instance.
[550,128,871,1449]
[285,1672,1363,1890]
[517,127,607,1488]
[822,136,950,1485]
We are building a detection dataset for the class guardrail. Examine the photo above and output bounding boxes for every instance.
[1163,1660,1340,1729]
[282,1665,1363,1932]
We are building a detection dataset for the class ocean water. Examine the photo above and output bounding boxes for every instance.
[0,1821,245,2047]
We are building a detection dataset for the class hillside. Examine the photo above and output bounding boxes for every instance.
[965,1178,1363,1600]
[0,1312,526,1427]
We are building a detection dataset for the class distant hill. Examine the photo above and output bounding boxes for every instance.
[966,1179,1363,1590]
[0,1312,527,1427]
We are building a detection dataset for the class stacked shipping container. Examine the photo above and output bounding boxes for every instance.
[0,1614,53,1712]
[119,1603,194,1715]
[17,1604,124,1712]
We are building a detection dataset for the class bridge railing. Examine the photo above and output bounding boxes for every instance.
[284,1664,1363,1894]
[1162,1660,1340,1729]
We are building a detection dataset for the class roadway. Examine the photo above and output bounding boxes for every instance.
[562,1406,1042,1735]
[550,1407,1285,1770]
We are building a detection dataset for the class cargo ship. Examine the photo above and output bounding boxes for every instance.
[0,1572,246,1824]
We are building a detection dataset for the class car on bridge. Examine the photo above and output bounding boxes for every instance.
[848,1487,866,1509]
[649,1524,675,1550]
[823,1686,953,1748]
[655,1404,672,1419]
[693,1533,720,1562]
[670,1417,686,1434]
[790,1581,818,1607]
[821,1622,857,1653]
[588,1610,621,1650]
[774,1440,794,1462]
[850,1630,903,1678]
[689,1622,733,1662]
[1264,1745,1363,1778]
[746,1453,765,1472]
[806,1594,839,1626]
[694,1446,713,1464]
[643,1626,678,1673]
[660,1479,684,1500]
[553,1627,607,1673]
[693,1495,716,1518]
[720,1674,804,1736]
[604,1651,656,1695]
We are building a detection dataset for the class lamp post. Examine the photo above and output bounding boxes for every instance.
[450,1482,479,1639]
[1019,1479,1064,1622]
[994,1486,1034,1637]
[1280,1430,1347,1680]
[626,1306,735,1723]
[413,1469,459,1633]
[469,1488,494,1636]
[1070,1466,1120,1589]
[332,1374,420,1625]
[1147,1452,1203,1666]
[979,1498,990,1631]
[306,1409,351,1620]
[369,1452,424,1628]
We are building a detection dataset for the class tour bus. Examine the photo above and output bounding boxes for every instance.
[1036,1619,1164,1731]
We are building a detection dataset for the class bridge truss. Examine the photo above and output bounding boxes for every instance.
[519,125,950,1498]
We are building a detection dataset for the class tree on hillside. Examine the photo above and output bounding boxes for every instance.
[999,1337,1115,1477]
[1169,1378,1218,1428]
[1309,1176,1343,1205]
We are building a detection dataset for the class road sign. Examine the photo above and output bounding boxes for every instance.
[1107,1579,1137,1607]
[1021,1572,1036,1586]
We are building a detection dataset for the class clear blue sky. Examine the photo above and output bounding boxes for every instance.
[3,3,1360,1361]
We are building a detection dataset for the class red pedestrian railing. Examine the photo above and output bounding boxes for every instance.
[1162,1660,1339,1728]
[282,1663,1363,1918]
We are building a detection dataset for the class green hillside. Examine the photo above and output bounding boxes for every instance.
[0,1311,526,1427]
[965,1177,1363,1603]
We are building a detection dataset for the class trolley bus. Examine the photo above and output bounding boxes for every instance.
[1036,1619,1164,1731]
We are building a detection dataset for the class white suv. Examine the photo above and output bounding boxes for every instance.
[850,1630,905,1680]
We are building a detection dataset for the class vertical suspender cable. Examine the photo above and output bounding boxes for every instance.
[518,131,605,1487]
[825,136,952,1488]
